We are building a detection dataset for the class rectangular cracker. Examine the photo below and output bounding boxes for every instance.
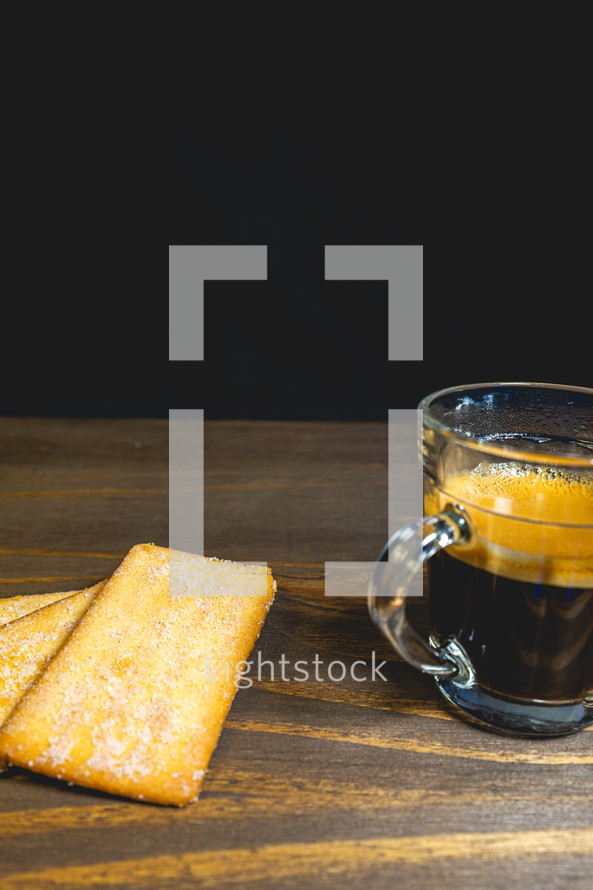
[0,543,276,806]
[0,584,104,727]
[0,590,82,627]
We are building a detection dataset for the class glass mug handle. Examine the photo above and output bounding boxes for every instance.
[368,507,475,684]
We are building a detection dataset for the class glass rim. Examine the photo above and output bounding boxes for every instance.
[419,381,593,468]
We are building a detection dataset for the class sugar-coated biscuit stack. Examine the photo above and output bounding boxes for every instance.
[0,544,275,806]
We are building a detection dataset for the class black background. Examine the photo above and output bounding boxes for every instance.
[3,39,590,421]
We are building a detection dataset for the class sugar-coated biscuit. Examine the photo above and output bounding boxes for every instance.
[0,585,104,727]
[0,544,276,806]
[0,590,81,627]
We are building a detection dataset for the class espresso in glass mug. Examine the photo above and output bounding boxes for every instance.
[369,383,593,736]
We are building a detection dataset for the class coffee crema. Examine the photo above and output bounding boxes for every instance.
[426,462,593,588]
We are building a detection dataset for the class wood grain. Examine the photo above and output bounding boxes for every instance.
[2,830,593,890]
[0,418,591,889]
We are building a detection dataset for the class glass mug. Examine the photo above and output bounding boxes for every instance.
[368,382,593,736]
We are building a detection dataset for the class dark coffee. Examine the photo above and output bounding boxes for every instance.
[426,463,593,703]
[429,551,593,702]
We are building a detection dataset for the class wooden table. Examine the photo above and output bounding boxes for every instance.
[1,418,591,889]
